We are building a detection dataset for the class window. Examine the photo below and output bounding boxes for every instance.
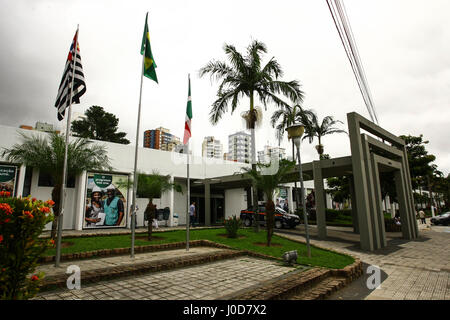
[38,172,75,188]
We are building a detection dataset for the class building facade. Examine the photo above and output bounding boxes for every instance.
[257,145,286,164]
[202,136,223,159]
[228,131,252,163]
[143,127,181,151]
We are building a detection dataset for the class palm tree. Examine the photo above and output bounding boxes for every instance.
[303,112,347,159]
[271,103,314,210]
[242,159,295,246]
[1,132,111,239]
[199,40,304,230]
[134,172,182,241]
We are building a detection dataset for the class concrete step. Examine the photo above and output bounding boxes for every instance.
[288,276,348,300]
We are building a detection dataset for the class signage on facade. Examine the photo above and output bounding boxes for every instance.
[0,165,17,195]
[83,172,129,229]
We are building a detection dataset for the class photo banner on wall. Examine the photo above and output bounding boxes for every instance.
[0,165,17,195]
[83,172,129,229]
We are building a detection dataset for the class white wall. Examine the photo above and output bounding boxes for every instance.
[225,188,248,219]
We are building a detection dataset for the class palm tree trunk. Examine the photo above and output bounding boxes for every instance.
[146,200,155,241]
[50,184,62,240]
[250,91,260,233]
[266,200,275,246]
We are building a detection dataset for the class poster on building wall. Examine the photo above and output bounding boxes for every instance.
[83,172,129,229]
[0,165,17,195]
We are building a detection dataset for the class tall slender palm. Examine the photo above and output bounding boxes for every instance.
[199,40,304,231]
[303,112,347,159]
[242,159,295,246]
[271,103,314,210]
[1,132,111,239]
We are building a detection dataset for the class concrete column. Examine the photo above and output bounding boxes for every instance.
[347,113,374,251]
[169,175,175,227]
[205,181,211,226]
[401,146,419,238]
[312,161,327,239]
[361,137,382,250]
[349,176,359,234]
[370,156,387,248]
[74,171,87,231]
[16,164,26,197]
[288,186,294,214]
[394,170,413,240]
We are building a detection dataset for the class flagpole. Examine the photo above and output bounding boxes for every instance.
[55,24,79,267]
[186,139,190,251]
[131,25,147,259]
[185,73,192,251]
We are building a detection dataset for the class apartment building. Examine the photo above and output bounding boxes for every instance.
[202,136,223,159]
[228,131,252,163]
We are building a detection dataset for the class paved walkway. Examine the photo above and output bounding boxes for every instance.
[34,256,296,300]
[36,247,225,278]
[276,220,450,300]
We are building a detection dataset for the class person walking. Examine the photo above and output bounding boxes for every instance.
[189,201,196,227]
[419,209,426,224]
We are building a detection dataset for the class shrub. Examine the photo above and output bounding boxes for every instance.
[224,215,241,238]
[0,192,54,300]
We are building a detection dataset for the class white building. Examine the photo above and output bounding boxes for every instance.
[228,131,252,163]
[0,125,321,231]
[202,136,223,159]
[257,145,286,164]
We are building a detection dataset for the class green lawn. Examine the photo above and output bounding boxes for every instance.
[44,228,354,269]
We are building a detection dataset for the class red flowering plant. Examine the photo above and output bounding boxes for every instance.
[0,192,54,300]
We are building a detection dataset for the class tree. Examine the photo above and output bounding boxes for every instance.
[242,159,295,246]
[399,135,435,190]
[399,134,440,210]
[1,132,111,239]
[71,105,130,144]
[326,176,350,204]
[302,112,346,159]
[199,40,304,231]
[133,172,182,241]
[271,103,314,208]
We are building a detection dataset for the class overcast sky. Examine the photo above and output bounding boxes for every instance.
[1,0,449,175]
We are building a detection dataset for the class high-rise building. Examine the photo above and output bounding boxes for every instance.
[228,131,252,163]
[144,127,181,151]
[202,136,223,159]
[258,145,286,164]
[35,122,55,132]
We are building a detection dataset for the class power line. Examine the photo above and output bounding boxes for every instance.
[326,0,379,124]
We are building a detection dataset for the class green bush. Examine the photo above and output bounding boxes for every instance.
[295,208,352,222]
[224,215,241,238]
[0,192,54,300]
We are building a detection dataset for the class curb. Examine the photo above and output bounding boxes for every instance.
[39,239,231,264]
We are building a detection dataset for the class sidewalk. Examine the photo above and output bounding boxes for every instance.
[275,222,450,300]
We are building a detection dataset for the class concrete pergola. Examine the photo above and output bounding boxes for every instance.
[198,112,419,252]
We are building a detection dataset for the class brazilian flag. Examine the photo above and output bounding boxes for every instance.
[141,13,158,83]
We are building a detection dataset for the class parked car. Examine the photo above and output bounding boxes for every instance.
[240,205,300,229]
[430,212,450,226]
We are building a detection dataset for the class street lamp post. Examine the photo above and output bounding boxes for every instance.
[286,124,311,258]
